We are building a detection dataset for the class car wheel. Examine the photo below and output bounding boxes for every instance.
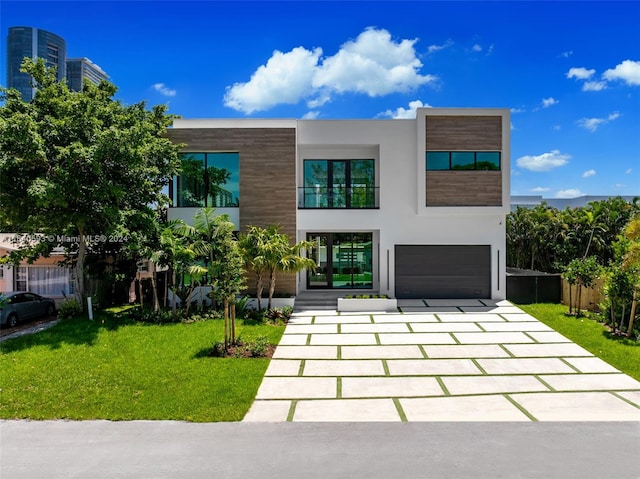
[8,314,18,328]
[47,304,56,316]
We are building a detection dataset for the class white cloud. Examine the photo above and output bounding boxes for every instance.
[582,169,596,178]
[223,46,322,114]
[152,83,176,97]
[566,67,595,80]
[603,60,640,86]
[541,97,558,108]
[577,111,620,132]
[472,44,482,52]
[224,28,437,114]
[626,168,633,174]
[552,125,561,131]
[531,186,551,193]
[560,51,573,58]
[516,150,570,172]
[582,81,607,91]
[555,189,583,198]
[510,107,525,113]
[301,111,320,120]
[379,99,431,119]
[427,39,453,53]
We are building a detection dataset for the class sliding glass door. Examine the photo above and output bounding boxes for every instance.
[307,233,372,289]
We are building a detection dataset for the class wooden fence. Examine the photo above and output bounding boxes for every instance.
[561,278,605,312]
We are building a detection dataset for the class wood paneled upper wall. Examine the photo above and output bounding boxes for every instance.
[167,127,297,294]
[426,171,502,206]
[426,116,502,151]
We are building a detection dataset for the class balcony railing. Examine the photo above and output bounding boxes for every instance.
[298,186,379,209]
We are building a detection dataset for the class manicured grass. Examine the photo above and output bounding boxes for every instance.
[0,310,284,422]
[519,303,640,381]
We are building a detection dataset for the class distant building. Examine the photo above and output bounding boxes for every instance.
[511,195,639,211]
[66,57,108,91]
[6,27,108,100]
[6,26,66,101]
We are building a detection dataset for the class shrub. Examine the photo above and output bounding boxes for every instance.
[57,300,82,320]
[265,306,293,324]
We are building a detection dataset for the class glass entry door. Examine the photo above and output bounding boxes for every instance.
[307,233,373,289]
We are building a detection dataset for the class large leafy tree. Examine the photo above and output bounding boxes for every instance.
[0,58,181,305]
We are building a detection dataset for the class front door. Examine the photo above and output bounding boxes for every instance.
[307,233,373,289]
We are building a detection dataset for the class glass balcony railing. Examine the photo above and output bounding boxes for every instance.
[298,186,379,209]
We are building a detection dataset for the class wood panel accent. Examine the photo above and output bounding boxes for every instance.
[426,116,502,151]
[426,171,502,206]
[167,127,297,294]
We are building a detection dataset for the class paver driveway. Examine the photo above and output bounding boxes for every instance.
[244,299,640,422]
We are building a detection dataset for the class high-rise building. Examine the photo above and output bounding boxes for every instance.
[66,57,108,91]
[6,26,66,101]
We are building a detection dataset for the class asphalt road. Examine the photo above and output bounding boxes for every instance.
[2,421,639,478]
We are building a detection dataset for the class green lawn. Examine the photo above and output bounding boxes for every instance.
[518,303,640,381]
[0,310,284,422]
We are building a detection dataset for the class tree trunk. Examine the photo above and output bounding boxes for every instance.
[74,229,86,309]
[626,287,638,338]
[268,269,276,310]
[255,271,264,311]
[151,274,159,313]
[138,280,143,308]
[171,269,177,318]
[568,283,573,315]
[576,277,583,316]
[224,298,229,350]
[231,302,236,345]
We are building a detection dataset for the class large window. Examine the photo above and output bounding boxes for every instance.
[300,159,377,208]
[426,151,500,171]
[176,152,239,207]
[307,233,373,289]
[16,266,74,296]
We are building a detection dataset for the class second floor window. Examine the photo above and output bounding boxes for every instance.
[176,152,240,207]
[302,159,376,208]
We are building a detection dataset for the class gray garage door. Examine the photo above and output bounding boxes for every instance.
[395,245,491,299]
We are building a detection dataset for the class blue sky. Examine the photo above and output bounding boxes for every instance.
[2,0,639,198]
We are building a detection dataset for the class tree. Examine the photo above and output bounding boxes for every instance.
[0,58,181,307]
[622,217,640,338]
[240,225,315,310]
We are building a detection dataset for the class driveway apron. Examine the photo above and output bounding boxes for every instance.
[244,300,640,422]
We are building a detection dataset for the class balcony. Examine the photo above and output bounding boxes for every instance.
[298,186,379,209]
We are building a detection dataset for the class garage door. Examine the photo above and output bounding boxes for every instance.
[395,245,491,299]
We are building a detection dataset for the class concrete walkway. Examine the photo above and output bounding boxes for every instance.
[244,299,640,422]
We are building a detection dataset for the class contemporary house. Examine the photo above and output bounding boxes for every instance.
[167,108,510,301]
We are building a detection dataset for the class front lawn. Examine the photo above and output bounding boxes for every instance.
[0,310,284,422]
[519,303,640,381]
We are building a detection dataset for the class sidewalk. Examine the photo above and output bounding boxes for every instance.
[244,299,640,422]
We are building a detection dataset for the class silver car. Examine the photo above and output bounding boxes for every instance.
[0,291,57,328]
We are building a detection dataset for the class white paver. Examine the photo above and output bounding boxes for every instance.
[480,322,552,332]
[410,322,483,333]
[526,331,572,343]
[438,313,506,323]
[294,310,338,316]
[310,333,377,345]
[539,373,640,391]
[453,332,534,344]
[400,395,532,421]
[293,398,401,421]
[503,343,593,357]
[501,313,539,322]
[476,358,576,375]
[407,307,462,313]
[272,345,337,359]
[342,377,444,398]
[243,400,291,422]
[397,299,427,307]
[460,306,525,314]
[425,299,485,307]
[288,316,313,324]
[423,344,511,358]
[314,315,372,324]
[341,323,410,333]
[303,359,385,376]
[265,360,301,376]
[284,324,337,334]
[378,332,456,345]
[442,375,549,395]
[563,357,620,373]
[256,377,336,399]
[373,314,438,323]
[387,359,482,376]
[341,345,424,359]
[509,392,640,421]
[616,391,640,407]
[277,335,309,346]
